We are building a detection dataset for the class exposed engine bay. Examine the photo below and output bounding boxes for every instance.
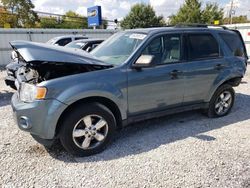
[6,40,113,89]
[16,61,110,85]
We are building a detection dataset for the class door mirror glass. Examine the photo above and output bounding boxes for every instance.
[133,55,154,68]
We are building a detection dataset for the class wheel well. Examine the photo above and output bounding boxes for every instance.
[223,77,242,87]
[55,97,123,136]
[207,77,241,103]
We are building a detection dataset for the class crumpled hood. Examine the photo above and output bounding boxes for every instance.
[9,40,110,66]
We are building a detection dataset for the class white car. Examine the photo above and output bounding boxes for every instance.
[46,35,88,46]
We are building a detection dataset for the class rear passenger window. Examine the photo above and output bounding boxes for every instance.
[187,34,219,60]
[219,33,245,57]
[56,38,72,46]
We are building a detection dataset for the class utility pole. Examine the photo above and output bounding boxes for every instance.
[229,0,235,24]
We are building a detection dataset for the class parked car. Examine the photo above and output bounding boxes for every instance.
[65,39,104,52]
[46,35,88,46]
[10,25,247,156]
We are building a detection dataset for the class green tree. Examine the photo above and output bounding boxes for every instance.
[201,3,224,24]
[169,0,224,25]
[39,17,58,28]
[223,15,250,24]
[38,11,88,29]
[0,6,18,28]
[170,0,202,25]
[61,11,87,29]
[120,3,165,29]
[1,0,38,28]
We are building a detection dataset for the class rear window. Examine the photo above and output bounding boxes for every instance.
[219,33,245,57]
[187,34,219,60]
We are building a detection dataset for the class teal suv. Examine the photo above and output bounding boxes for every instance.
[10,25,247,156]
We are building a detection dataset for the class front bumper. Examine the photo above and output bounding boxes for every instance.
[11,93,68,139]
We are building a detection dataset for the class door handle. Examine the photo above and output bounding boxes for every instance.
[170,70,183,79]
[215,64,225,70]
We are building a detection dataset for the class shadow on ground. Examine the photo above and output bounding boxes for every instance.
[0,90,13,107]
[0,66,5,71]
[41,93,250,162]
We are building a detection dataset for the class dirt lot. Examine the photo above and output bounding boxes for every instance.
[0,68,250,188]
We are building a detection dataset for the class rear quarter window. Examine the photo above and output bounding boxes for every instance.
[219,33,245,57]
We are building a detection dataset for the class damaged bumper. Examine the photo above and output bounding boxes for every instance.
[11,93,68,139]
[5,62,23,90]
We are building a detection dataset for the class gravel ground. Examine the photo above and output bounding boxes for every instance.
[0,68,250,188]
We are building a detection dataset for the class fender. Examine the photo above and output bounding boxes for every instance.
[205,64,245,102]
[39,66,128,121]
[55,82,127,120]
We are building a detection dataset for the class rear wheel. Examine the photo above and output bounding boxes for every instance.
[59,103,116,156]
[206,84,235,118]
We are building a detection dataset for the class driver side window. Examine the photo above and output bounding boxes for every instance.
[142,36,163,65]
[142,34,181,65]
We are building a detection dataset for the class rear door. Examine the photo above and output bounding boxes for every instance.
[182,32,226,104]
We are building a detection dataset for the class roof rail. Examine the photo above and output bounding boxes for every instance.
[175,23,228,30]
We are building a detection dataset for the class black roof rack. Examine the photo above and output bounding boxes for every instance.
[175,23,228,30]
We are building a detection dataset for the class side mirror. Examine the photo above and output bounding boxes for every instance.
[132,55,154,68]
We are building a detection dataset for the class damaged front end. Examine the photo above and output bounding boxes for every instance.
[15,61,110,85]
[7,41,112,88]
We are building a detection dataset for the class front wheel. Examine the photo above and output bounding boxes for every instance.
[59,103,116,157]
[206,84,235,118]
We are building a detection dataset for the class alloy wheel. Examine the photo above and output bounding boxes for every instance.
[72,115,108,150]
[214,91,232,116]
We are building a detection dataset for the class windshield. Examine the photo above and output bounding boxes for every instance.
[65,42,86,49]
[91,32,147,65]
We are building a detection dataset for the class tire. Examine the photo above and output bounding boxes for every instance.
[59,103,116,157]
[206,84,235,118]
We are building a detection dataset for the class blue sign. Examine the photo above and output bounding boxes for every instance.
[87,6,102,27]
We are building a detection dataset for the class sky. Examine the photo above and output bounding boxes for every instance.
[31,0,250,21]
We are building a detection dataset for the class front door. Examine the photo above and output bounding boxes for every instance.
[127,34,186,116]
